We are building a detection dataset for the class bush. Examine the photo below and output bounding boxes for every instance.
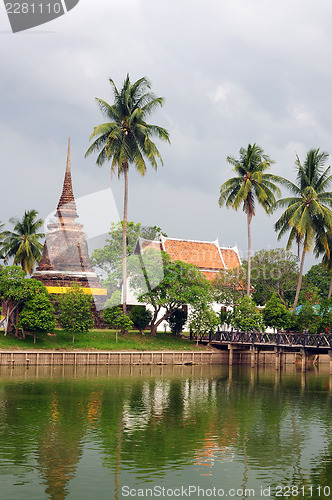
[103,307,133,335]
[129,305,152,332]
[18,293,56,338]
[262,293,292,331]
[167,308,187,335]
[58,286,94,342]
[231,296,265,332]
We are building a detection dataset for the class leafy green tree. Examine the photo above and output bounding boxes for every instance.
[231,295,265,332]
[58,286,94,342]
[292,304,319,334]
[212,267,246,307]
[219,143,284,296]
[0,266,47,335]
[303,264,330,299]
[1,210,44,274]
[275,149,332,312]
[18,293,56,342]
[243,248,299,306]
[189,305,219,338]
[103,306,133,341]
[262,293,292,331]
[313,230,332,299]
[167,308,187,335]
[131,251,212,335]
[129,305,152,333]
[91,221,165,297]
[85,74,170,315]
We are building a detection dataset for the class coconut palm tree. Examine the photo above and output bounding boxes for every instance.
[85,74,170,314]
[219,143,284,295]
[275,149,332,312]
[2,209,44,274]
[0,220,5,261]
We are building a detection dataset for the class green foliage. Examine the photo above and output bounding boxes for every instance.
[317,298,332,333]
[103,306,133,335]
[231,296,265,332]
[262,294,292,331]
[0,266,48,334]
[213,268,246,307]
[219,143,284,294]
[275,148,332,311]
[133,251,213,335]
[18,293,56,334]
[167,308,187,335]
[189,305,219,337]
[219,309,232,327]
[305,264,331,299]
[91,221,166,297]
[243,248,299,306]
[58,286,94,342]
[293,304,319,334]
[129,305,152,332]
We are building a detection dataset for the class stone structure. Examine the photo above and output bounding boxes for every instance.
[33,139,107,307]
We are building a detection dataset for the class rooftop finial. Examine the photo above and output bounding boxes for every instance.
[66,137,71,173]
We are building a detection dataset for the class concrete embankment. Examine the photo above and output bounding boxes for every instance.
[0,350,227,366]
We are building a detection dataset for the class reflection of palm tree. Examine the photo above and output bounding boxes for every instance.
[2,209,44,274]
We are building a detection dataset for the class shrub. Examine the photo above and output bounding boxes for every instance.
[262,293,292,331]
[58,286,94,342]
[129,305,152,333]
[18,293,56,340]
[103,307,133,340]
[167,308,187,335]
[231,296,265,332]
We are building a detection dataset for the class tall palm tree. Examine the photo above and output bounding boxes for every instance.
[85,74,170,314]
[313,229,332,299]
[2,209,44,274]
[275,149,332,312]
[219,143,283,295]
[0,221,5,261]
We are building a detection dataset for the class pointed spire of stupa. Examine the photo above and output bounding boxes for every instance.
[56,138,79,220]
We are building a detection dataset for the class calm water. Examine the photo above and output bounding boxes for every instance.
[0,364,331,500]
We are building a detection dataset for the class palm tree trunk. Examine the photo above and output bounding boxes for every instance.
[292,245,306,313]
[328,275,332,299]
[247,213,251,296]
[122,162,128,315]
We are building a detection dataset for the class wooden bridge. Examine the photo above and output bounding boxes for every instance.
[194,330,332,350]
[191,331,332,372]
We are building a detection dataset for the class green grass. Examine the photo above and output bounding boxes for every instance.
[0,329,203,351]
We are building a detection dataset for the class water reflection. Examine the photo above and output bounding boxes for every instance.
[0,365,331,499]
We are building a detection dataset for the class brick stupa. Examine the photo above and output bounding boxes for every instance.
[33,139,107,302]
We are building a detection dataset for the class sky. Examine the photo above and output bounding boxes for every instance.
[1,0,332,271]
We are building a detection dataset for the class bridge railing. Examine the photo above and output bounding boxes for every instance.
[191,331,332,349]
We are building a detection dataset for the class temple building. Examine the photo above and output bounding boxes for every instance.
[137,236,241,281]
[32,140,107,305]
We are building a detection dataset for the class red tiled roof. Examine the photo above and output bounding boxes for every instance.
[162,238,225,271]
[220,247,241,269]
[137,237,241,282]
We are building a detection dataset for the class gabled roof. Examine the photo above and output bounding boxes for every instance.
[136,236,241,281]
[161,236,241,281]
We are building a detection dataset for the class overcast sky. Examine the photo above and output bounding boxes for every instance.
[1,0,332,271]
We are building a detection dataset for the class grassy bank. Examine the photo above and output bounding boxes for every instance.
[0,329,202,351]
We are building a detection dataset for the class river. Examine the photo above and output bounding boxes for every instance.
[0,364,331,500]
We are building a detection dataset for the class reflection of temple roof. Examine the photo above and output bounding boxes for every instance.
[138,236,241,281]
